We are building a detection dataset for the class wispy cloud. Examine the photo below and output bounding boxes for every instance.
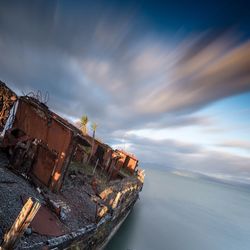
[0,1,249,181]
[217,140,250,151]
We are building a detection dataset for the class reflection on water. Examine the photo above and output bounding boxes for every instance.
[106,169,250,250]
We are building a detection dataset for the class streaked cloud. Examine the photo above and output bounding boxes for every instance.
[120,134,250,184]
[217,140,250,151]
[0,0,249,182]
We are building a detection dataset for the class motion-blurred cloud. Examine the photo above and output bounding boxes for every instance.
[0,0,249,182]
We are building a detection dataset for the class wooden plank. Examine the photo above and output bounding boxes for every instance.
[1,198,40,250]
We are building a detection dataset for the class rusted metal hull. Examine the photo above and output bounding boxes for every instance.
[0,153,142,250]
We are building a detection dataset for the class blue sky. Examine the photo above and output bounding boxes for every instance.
[0,0,249,183]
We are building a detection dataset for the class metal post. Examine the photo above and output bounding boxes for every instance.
[92,158,99,175]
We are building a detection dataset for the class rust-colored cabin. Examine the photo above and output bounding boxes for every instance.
[8,96,78,191]
[81,136,139,179]
[118,150,138,173]
[72,136,91,163]
[108,149,138,179]
[83,135,113,169]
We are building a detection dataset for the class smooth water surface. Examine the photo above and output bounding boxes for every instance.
[106,169,250,250]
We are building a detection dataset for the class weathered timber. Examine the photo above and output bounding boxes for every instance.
[0,198,40,250]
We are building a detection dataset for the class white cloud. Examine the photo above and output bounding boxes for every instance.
[0,1,249,182]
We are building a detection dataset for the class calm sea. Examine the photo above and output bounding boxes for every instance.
[105,168,250,250]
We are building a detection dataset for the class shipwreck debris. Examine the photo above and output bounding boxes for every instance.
[30,204,64,237]
[0,198,40,250]
[0,81,17,132]
[0,80,145,249]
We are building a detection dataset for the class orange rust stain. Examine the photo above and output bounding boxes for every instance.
[53,171,61,181]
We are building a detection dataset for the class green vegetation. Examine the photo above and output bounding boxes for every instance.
[80,115,89,135]
[68,161,109,190]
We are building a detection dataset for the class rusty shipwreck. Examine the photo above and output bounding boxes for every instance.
[0,81,144,249]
